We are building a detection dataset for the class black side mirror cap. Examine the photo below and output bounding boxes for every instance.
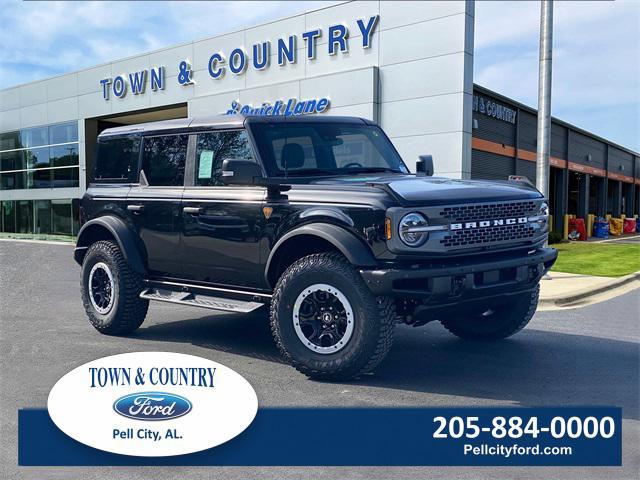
[416,155,434,176]
[221,159,263,185]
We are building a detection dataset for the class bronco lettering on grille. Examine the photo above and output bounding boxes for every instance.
[450,217,528,230]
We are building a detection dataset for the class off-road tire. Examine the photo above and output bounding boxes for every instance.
[441,285,540,340]
[270,253,395,381]
[81,240,149,335]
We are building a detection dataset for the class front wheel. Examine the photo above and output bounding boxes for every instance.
[270,253,395,381]
[441,285,540,340]
[80,240,149,335]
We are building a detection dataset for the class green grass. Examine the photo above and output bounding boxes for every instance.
[551,242,640,277]
[0,232,75,243]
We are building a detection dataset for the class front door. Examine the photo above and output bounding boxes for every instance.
[180,129,266,288]
[127,133,188,277]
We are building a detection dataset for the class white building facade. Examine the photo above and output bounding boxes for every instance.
[0,1,475,235]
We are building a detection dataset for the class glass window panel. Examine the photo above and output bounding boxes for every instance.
[142,134,188,186]
[27,169,51,189]
[16,200,33,233]
[50,144,78,168]
[0,150,25,172]
[1,173,12,190]
[195,130,253,186]
[52,166,79,188]
[20,126,48,148]
[34,200,52,234]
[94,135,140,182]
[1,171,25,190]
[25,147,49,169]
[2,201,16,233]
[0,131,21,151]
[52,200,72,235]
[49,122,78,144]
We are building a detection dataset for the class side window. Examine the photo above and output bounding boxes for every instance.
[195,130,253,186]
[142,134,188,186]
[94,135,140,182]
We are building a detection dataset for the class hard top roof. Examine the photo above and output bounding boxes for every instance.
[98,114,372,137]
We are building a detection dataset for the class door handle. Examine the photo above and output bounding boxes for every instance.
[183,207,202,215]
[127,204,145,213]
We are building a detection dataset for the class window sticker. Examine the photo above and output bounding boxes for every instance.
[198,151,214,179]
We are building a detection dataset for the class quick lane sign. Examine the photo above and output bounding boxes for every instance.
[99,15,379,101]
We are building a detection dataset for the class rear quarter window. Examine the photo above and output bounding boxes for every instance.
[93,135,140,183]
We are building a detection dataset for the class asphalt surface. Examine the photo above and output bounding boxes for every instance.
[1,240,638,480]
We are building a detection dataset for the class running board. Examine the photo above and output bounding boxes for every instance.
[140,287,265,313]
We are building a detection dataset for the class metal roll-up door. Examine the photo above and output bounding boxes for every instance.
[471,150,515,180]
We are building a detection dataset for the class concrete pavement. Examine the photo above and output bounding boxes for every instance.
[1,240,639,480]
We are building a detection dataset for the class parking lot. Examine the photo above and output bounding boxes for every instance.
[1,240,638,480]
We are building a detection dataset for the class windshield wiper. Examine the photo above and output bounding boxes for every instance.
[283,167,401,177]
[342,167,400,173]
[284,168,339,177]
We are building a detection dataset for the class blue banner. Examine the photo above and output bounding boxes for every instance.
[19,407,621,466]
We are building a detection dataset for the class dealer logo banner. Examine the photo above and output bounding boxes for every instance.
[47,352,258,457]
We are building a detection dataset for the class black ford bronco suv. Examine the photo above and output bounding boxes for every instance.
[75,115,557,380]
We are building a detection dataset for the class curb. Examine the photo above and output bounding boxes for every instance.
[0,238,74,246]
[539,271,640,307]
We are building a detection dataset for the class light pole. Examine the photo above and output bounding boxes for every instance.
[536,0,553,199]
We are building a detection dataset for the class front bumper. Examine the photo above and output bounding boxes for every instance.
[359,247,558,302]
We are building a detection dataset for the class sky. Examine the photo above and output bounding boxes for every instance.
[0,0,638,151]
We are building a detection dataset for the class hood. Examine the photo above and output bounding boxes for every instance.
[310,174,543,207]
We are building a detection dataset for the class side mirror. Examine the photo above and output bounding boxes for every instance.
[221,159,263,185]
[416,155,434,176]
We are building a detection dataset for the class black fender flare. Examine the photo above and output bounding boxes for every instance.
[74,216,146,274]
[265,222,377,286]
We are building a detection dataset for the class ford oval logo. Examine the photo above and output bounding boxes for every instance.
[113,392,192,421]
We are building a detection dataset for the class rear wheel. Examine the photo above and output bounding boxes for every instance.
[441,286,540,340]
[81,240,149,335]
[270,253,395,381]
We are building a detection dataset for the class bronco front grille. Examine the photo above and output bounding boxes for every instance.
[439,201,538,223]
[440,223,535,248]
[438,200,540,248]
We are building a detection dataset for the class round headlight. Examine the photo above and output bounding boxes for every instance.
[398,212,429,247]
[536,202,549,226]
[539,202,549,218]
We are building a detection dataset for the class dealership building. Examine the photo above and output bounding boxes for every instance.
[0,1,638,236]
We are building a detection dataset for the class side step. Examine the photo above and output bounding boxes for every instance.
[140,287,265,313]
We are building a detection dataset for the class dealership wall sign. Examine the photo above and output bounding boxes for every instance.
[224,98,330,116]
[473,94,517,124]
[99,15,379,100]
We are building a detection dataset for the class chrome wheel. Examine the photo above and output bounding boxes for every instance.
[292,283,354,354]
[89,262,115,314]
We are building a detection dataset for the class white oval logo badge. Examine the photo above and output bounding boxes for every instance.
[47,352,258,457]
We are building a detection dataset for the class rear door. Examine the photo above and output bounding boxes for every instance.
[127,133,188,277]
[181,129,266,288]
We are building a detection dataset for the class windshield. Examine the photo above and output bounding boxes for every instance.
[249,122,409,177]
